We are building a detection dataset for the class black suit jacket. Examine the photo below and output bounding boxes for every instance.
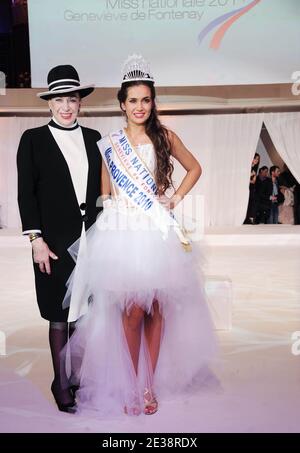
[256,177,284,211]
[17,123,102,321]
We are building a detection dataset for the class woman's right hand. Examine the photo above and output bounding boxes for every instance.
[31,238,58,274]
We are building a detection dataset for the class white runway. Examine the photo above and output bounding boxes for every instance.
[0,226,299,433]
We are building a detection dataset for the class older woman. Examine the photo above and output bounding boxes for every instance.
[17,64,101,413]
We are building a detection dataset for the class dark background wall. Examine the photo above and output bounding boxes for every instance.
[0,0,30,88]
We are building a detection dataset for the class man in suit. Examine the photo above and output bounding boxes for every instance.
[255,166,269,223]
[17,65,101,412]
[267,166,284,224]
[255,166,283,224]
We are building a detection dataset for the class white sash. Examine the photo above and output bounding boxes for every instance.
[66,129,192,322]
[98,129,191,250]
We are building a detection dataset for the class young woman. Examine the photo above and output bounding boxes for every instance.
[64,56,217,416]
[252,153,260,174]
[244,153,261,224]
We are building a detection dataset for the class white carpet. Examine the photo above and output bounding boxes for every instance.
[0,226,299,433]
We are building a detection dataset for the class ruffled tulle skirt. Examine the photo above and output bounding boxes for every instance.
[63,203,218,416]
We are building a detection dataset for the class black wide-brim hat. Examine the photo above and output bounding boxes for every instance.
[37,64,95,100]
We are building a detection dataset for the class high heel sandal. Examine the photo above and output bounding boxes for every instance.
[124,392,142,416]
[144,388,158,415]
[51,381,77,414]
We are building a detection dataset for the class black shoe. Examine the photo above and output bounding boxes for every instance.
[69,384,80,398]
[51,381,77,414]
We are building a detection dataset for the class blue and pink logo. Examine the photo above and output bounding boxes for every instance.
[198,0,261,50]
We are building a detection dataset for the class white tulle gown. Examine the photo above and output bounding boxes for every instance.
[63,143,217,416]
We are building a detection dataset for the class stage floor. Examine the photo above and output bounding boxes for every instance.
[0,226,300,433]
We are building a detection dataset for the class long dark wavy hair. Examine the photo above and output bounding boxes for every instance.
[117,80,174,195]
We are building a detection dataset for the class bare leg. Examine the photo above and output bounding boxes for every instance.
[144,300,163,373]
[142,300,162,415]
[122,304,145,375]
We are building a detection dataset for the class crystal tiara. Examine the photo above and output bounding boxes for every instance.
[121,54,154,84]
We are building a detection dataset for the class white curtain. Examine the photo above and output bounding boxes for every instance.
[0,117,124,229]
[0,114,272,228]
[264,112,300,183]
[207,113,264,226]
[0,115,214,228]
[0,117,46,228]
[160,115,213,229]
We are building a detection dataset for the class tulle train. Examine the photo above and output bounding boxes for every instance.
[63,206,217,416]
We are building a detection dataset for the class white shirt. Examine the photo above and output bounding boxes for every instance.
[23,119,89,236]
[48,123,89,208]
